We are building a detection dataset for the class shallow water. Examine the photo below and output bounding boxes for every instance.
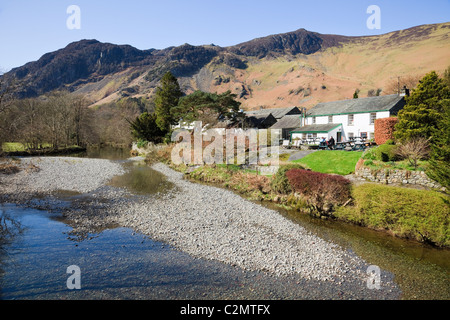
[109,161,174,195]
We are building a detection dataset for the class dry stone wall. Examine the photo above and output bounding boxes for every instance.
[355,166,445,191]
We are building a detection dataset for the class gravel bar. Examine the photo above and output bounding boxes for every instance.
[0,157,125,194]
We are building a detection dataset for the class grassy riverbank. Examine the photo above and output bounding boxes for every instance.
[2,142,86,156]
[144,143,449,248]
[335,184,449,247]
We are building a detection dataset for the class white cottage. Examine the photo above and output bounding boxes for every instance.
[290,94,406,142]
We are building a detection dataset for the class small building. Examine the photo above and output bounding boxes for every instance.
[269,114,302,140]
[290,123,342,142]
[244,113,277,129]
[302,94,406,142]
[245,106,302,120]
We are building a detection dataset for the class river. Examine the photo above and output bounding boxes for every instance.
[0,146,448,300]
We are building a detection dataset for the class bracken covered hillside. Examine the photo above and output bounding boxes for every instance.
[3,22,449,110]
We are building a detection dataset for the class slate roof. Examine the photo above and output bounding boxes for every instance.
[270,115,302,129]
[245,106,302,119]
[245,113,277,128]
[306,94,405,116]
[291,123,342,133]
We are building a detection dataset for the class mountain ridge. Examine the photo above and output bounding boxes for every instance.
[3,22,450,109]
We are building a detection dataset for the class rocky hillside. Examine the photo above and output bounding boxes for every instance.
[3,22,449,110]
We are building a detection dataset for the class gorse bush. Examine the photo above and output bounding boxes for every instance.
[363,144,397,162]
[285,169,352,214]
[375,144,398,162]
[270,164,305,194]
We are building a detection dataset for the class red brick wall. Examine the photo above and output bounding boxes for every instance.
[374,117,398,145]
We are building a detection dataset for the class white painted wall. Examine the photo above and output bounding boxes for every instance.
[290,125,341,142]
[306,111,390,141]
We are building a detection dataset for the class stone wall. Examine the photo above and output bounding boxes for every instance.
[355,166,445,191]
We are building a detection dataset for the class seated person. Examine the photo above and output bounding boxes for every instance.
[319,137,327,149]
[327,136,335,149]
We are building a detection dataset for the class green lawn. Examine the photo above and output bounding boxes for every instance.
[2,142,27,152]
[291,150,363,175]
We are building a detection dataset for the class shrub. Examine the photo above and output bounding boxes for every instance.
[362,148,377,160]
[145,143,174,164]
[374,117,398,145]
[395,137,430,169]
[374,144,398,162]
[285,169,351,213]
[270,164,305,194]
[334,184,450,247]
[229,171,271,195]
[136,139,148,148]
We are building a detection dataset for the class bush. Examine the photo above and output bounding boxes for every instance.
[395,137,430,169]
[285,169,352,213]
[229,171,271,195]
[362,148,377,160]
[427,159,450,191]
[374,117,398,145]
[334,184,450,247]
[374,144,398,162]
[136,139,148,148]
[270,164,305,194]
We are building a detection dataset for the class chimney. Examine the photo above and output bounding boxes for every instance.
[399,85,410,97]
[301,107,307,127]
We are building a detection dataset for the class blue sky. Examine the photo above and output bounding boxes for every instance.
[0,0,449,72]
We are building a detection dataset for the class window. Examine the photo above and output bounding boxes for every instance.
[370,113,377,124]
[348,132,354,139]
[328,115,333,123]
[348,114,354,126]
[312,116,316,124]
[361,132,368,139]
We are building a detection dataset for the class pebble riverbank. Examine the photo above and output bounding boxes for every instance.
[0,156,401,298]
[115,162,364,281]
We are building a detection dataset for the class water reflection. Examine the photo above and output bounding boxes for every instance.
[109,162,174,195]
[72,145,132,160]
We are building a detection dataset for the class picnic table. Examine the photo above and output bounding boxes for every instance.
[334,140,367,151]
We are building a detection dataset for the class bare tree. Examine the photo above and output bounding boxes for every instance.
[71,95,94,147]
[16,98,46,150]
[384,74,423,94]
[0,77,18,153]
[395,137,430,169]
